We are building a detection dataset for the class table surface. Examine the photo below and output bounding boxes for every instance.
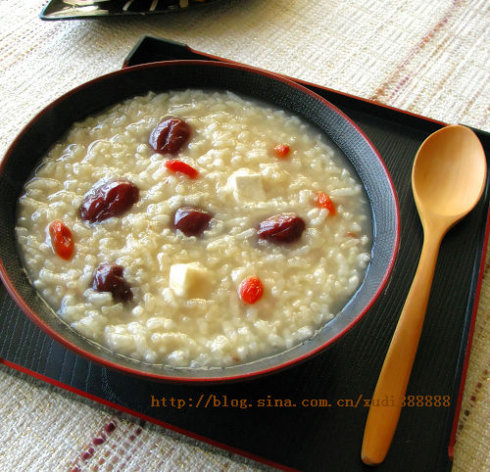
[0,1,489,471]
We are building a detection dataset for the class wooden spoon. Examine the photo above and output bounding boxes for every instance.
[361,124,487,465]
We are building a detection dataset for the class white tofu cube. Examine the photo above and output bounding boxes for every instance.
[169,262,210,298]
[227,169,265,202]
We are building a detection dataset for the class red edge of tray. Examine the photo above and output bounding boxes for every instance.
[0,359,299,472]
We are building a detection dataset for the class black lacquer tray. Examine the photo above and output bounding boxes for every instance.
[1,36,489,472]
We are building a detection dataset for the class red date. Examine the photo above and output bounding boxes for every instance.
[173,206,212,237]
[91,263,133,302]
[149,117,191,155]
[257,213,305,243]
[80,179,139,223]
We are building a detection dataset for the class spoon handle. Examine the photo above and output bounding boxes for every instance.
[361,231,442,465]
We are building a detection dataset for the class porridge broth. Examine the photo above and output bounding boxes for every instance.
[15,89,372,367]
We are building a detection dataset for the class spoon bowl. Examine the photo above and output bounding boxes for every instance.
[361,124,487,465]
[413,125,487,225]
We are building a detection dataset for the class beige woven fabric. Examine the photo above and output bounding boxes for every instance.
[0,0,489,470]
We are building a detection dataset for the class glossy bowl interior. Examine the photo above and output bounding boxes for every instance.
[0,61,399,382]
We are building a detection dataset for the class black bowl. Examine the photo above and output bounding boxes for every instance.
[0,61,399,382]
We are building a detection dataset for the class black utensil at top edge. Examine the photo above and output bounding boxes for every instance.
[40,0,226,20]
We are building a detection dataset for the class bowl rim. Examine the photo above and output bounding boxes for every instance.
[0,59,400,383]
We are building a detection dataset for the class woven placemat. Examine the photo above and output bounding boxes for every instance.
[0,1,489,470]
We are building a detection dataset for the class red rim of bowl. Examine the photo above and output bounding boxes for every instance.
[0,60,401,383]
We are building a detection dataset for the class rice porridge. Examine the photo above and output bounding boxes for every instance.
[15,89,372,368]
